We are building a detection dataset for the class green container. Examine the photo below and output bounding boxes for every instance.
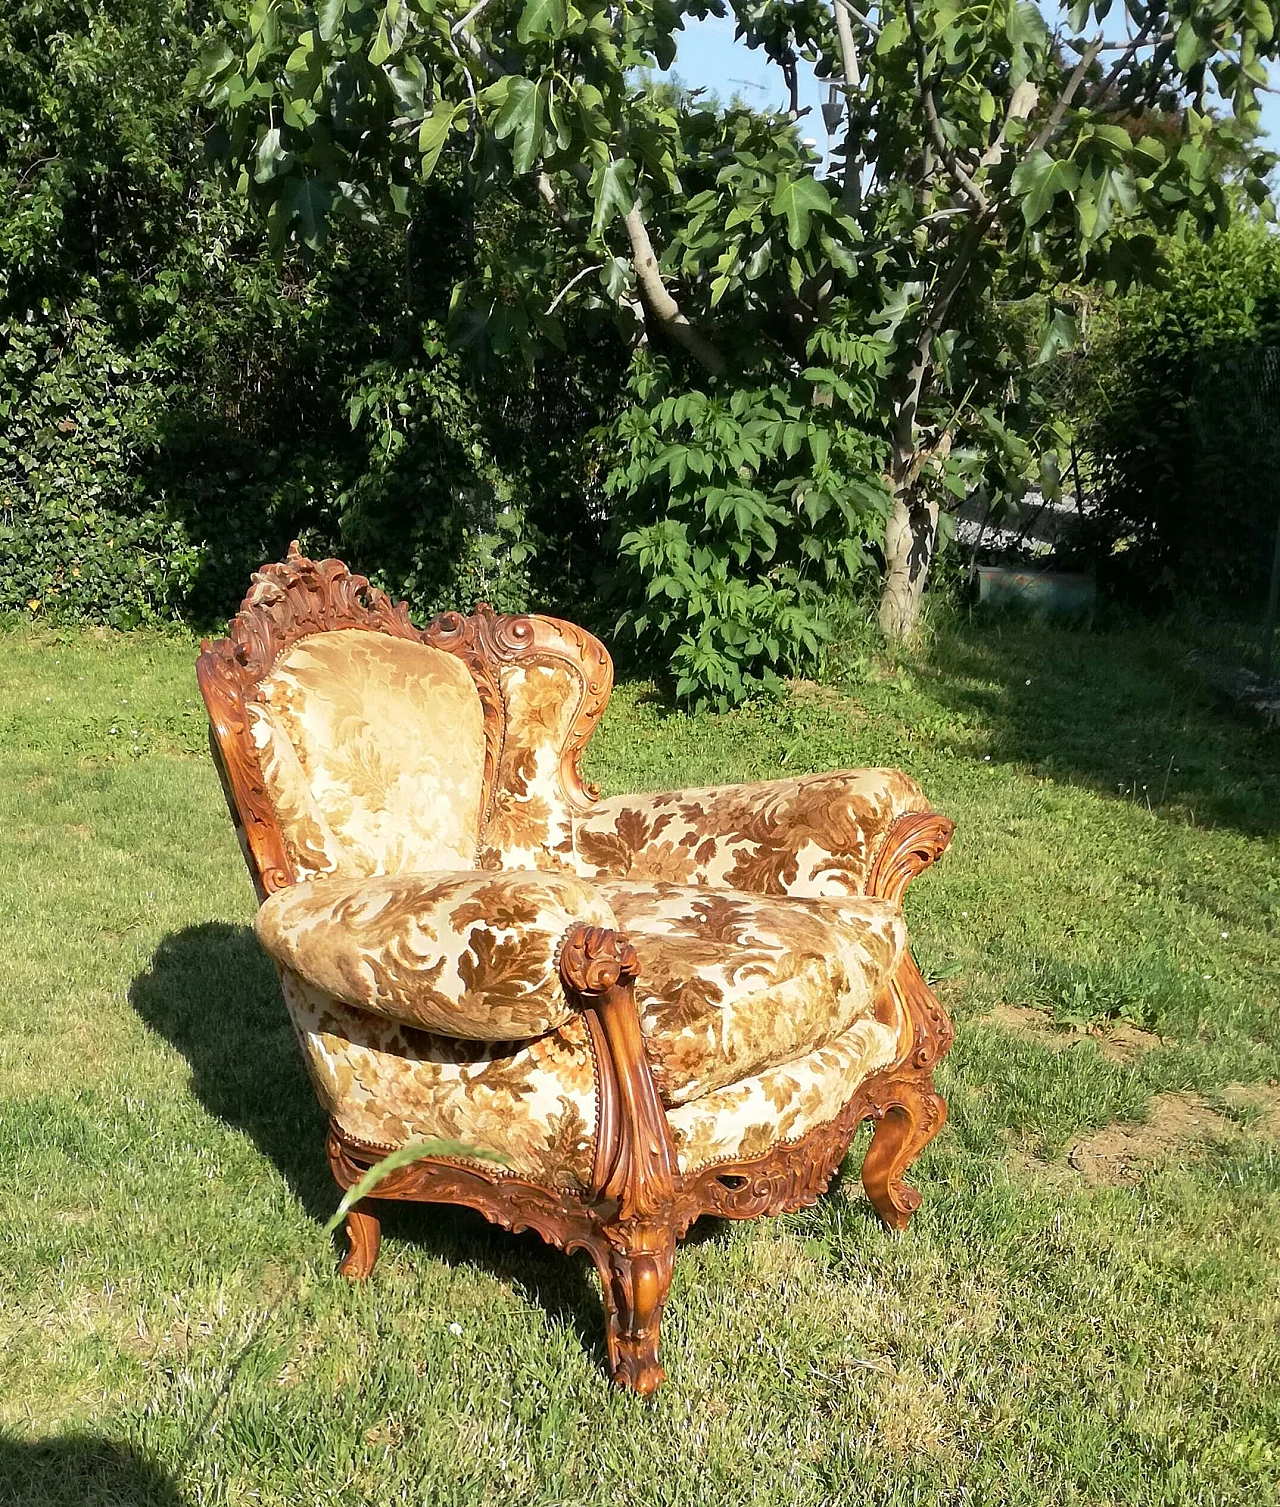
[975,566,1096,618]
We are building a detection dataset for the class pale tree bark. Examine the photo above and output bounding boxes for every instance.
[879,485,940,644]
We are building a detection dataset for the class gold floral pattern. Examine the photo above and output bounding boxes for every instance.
[249,629,487,880]
[574,768,930,898]
[477,662,581,872]
[256,869,618,1040]
[597,880,906,1106]
[666,1016,900,1173]
[281,971,598,1189]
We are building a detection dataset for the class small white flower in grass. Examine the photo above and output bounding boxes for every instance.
[109,727,118,735]
[1025,679,1032,685]
[983,755,991,762]
[1203,974,1211,980]
[448,1322,462,1336]
[1221,932,1229,940]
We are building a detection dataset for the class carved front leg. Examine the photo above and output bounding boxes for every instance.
[861,1076,948,1230]
[593,1221,676,1395]
[339,1201,382,1280]
[560,924,679,1393]
[862,812,956,1230]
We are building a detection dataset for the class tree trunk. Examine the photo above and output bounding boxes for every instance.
[878,479,939,644]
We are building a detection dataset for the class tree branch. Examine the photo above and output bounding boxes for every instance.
[832,0,863,212]
[622,204,726,375]
[903,0,990,216]
[1027,33,1106,155]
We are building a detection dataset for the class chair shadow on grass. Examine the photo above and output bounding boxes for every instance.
[129,922,613,1372]
[0,1434,187,1507]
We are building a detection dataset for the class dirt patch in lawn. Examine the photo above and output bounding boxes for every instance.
[981,1002,1163,1063]
[1009,1083,1280,1189]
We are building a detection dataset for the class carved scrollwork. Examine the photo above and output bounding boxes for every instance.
[866,810,956,907]
[558,924,639,996]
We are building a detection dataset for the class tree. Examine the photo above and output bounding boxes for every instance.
[196,0,1278,693]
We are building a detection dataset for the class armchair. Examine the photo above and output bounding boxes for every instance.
[198,547,955,1393]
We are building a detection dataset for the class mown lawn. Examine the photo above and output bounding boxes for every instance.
[1,613,1278,1506]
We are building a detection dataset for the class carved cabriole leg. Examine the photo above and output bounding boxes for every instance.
[338,1200,382,1280]
[860,812,958,1231]
[861,1072,948,1230]
[560,924,678,1395]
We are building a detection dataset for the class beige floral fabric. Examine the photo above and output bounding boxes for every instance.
[597,880,906,1107]
[477,662,581,873]
[666,1015,900,1174]
[575,768,929,898]
[281,970,598,1190]
[248,629,486,880]
[256,868,618,1040]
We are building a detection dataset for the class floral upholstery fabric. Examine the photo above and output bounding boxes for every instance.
[256,868,618,1040]
[597,880,906,1106]
[574,768,930,898]
[248,629,486,881]
[477,662,581,873]
[666,1015,900,1174]
[280,971,598,1190]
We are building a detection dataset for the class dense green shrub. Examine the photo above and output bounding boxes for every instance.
[0,0,619,629]
[1077,217,1280,605]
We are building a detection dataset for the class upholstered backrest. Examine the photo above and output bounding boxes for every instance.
[248,628,487,881]
[198,549,613,898]
[475,660,587,873]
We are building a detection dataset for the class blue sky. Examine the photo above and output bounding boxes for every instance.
[657,12,1280,170]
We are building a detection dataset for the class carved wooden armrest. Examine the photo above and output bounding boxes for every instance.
[558,925,676,1218]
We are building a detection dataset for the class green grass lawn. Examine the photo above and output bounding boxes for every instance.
[1,613,1278,1506]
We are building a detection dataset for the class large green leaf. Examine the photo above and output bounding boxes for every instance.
[768,174,830,250]
[591,156,635,235]
[253,127,293,183]
[491,76,546,176]
[517,0,568,43]
[418,101,457,179]
[1011,149,1080,226]
[317,0,346,43]
[284,176,333,249]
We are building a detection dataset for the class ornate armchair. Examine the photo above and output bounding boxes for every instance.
[197,547,955,1393]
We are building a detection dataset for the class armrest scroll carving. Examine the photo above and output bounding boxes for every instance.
[559,924,676,1222]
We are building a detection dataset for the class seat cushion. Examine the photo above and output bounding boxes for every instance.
[666,1015,901,1174]
[596,881,907,1107]
[255,869,618,1040]
[248,628,487,880]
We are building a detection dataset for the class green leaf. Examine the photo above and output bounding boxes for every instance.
[1010,149,1080,227]
[317,0,346,43]
[591,157,635,235]
[418,101,457,178]
[1036,307,1077,363]
[491,76,546,176]
[253,127,294,184]
[768,174,830,250]
[324,1140,508,1238]
[284,177,333,249]
[517,0,568,43]
[1245,0,1274,42]
[1174,18,1201,73]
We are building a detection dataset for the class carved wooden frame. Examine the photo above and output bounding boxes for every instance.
[198,547,955,1394]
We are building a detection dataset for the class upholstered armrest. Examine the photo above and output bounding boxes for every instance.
[574,768,933,898]
[254,869,619,1040]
